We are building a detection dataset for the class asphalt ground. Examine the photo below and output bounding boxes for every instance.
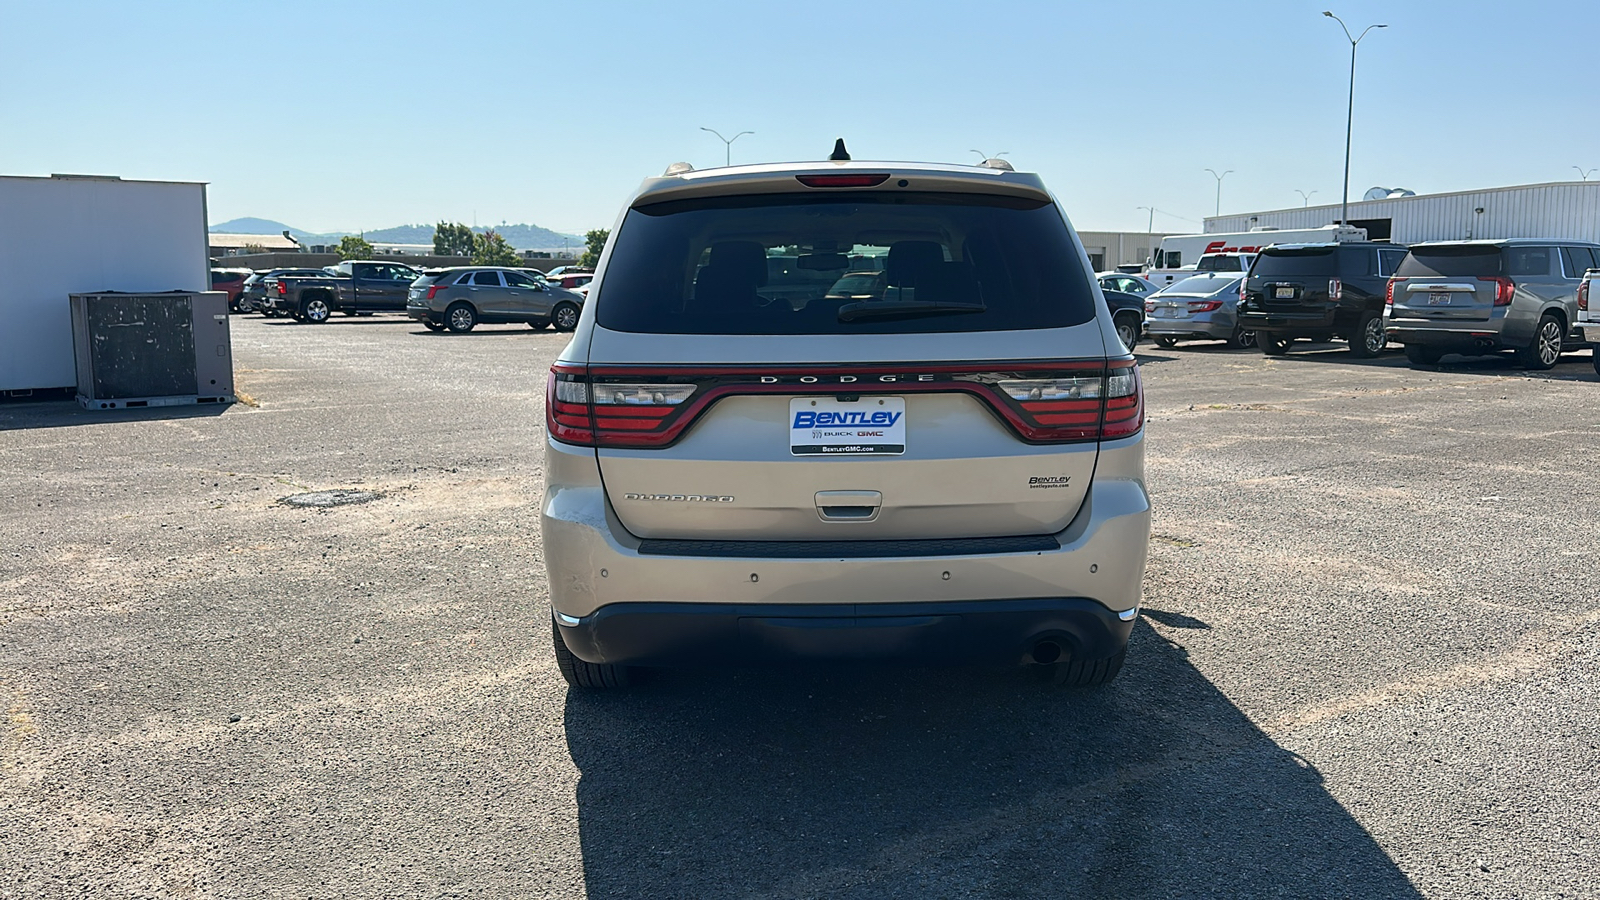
[2,314,1597,899]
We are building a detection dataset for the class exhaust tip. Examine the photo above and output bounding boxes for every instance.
[1030,640,1063,665]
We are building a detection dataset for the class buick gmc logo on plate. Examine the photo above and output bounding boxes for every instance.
[790,397,907,456]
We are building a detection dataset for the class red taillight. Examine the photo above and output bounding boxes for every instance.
[1479,276,1515,306]
[1099,362,1144,440]
[795,174,891,188]
[1578,279,1589,312]
[1144,300,1157,313]
[426,284,445,300]
[1386,278,1397,306]
[1187,300,1224,313]
[546,367,595,445]
[275,281,287,296]
[545,361,1144,449]
[1329,278,1342,301]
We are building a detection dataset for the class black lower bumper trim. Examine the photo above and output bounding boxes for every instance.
[637,535,1060,559]
[557,598,1132,667]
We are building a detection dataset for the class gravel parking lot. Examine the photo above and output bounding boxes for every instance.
[2,316,1597,899]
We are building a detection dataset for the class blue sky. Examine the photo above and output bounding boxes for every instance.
[2,0,1593,236]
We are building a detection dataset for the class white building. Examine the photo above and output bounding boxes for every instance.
[1206,181,1600,245]
[1076,231,1173,272]
[1,174,209,394]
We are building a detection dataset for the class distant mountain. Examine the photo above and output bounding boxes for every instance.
[211,217,300,236]
[210,218,585,251]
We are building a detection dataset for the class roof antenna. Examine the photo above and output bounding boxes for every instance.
[829,138,851,161]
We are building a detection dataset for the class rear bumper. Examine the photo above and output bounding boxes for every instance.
[1144,315,1233,339]
[406,305,441,324]
[557,597,1134,667]
[540,434,1151,665]
[1577,319,1600,343]
[1384,322,1507,349]
[1239,309,1337,335]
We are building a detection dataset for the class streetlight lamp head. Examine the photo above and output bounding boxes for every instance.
[1375,23,1388,28]
[1323,10,1333,16]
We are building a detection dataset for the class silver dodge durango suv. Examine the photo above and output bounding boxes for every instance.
[540,151,1150,688]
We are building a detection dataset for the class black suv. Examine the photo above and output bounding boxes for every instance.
[1239,242,1407,357]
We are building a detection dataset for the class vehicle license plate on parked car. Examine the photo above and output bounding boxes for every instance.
[1274,286,1295,299]
[1428,292,1452,305]
[790,397,906,456]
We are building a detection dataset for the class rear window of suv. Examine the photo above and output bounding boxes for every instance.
[1396,245,1503,278]
[594,191,1096,334]
[1250,247,1338,279]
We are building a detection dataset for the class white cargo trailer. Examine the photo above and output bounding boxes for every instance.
[0,174,209,394]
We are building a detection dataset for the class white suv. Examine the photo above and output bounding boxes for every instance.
[540,152,1150,688]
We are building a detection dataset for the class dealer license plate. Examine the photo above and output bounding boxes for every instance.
[1428,292,1452,305]
[790,397,906,456]
[1274,286,1295,299]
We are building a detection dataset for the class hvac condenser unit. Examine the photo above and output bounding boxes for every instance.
[69,291,235,410]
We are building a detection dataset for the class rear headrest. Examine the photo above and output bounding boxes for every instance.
[707,241,768,286]
[886,241,945,286]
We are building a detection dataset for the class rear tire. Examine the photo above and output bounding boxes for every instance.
[1404,343,1444,366]
[1114,315,1140,352]
[1152,335,1177,349]
[551,302,580,332]
[552,618,630,689]
[1260,334,1291,356]
[1228,327,1257,350]
[1516,314,1564,370]
[1349,312,1386,358]
[422,321,444,332]
[300,296,331,324]
[1050,647,1126,686]
[446,302,477,333]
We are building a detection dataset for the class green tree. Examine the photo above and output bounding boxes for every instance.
[432,221,474,256]
[471,229,520,267]
[579,229,609,268]
[337,234,375,260]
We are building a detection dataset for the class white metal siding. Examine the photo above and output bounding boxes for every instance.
[0,176,209,392]
[1206,182,1600,244]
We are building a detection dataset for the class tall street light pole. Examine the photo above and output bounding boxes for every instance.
[1136,206,1157,267]
[1204,168,1233,217]
[1575,166,1596,182]
[1296,189,1318,207]
[700,127,753,167]
[1325,11,1386,226]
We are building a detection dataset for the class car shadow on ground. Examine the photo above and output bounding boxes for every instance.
[258,317,414,327]
[0,398,232,432]
[1263,343,1597,380]
[409,327,563,337]
[563,620,1421,899]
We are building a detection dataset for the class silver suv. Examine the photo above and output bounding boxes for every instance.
[1386,239,1599,369]
[540,153,1150,688]
[408,266,585,333]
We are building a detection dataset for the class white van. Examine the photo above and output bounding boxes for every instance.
[1147,225,1367,286]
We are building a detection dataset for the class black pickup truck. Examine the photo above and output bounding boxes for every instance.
[261,260,424,323]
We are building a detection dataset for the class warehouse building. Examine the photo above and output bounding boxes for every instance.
[1205,181,1600,244]
[1076,230,1174,272]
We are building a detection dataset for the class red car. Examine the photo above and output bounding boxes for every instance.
[210,268,254,312]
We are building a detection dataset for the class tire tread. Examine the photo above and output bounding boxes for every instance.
[551,619,631,689]
[1052,647,1126,686]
